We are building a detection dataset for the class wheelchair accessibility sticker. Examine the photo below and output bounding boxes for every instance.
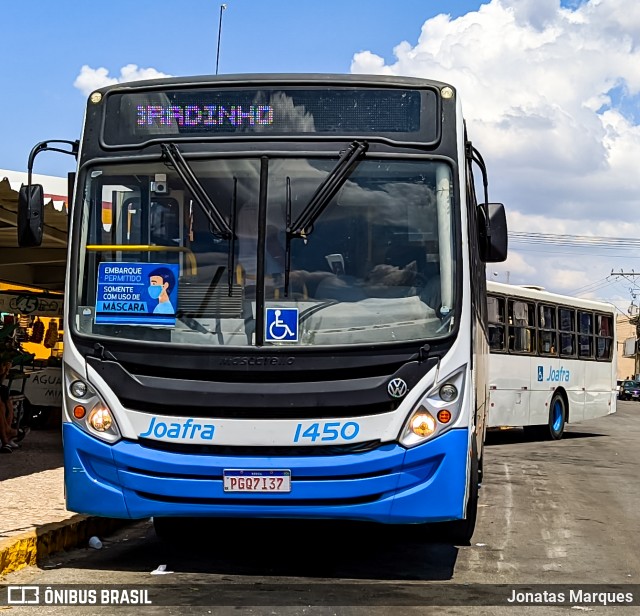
[265,307,298,342]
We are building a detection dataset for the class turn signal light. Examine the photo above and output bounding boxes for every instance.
[73,405,86,419]
[437,409,452,423]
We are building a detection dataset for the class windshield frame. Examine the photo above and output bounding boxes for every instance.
[67,150,463,355]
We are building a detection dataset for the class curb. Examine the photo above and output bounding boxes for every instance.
[0,515,131,576]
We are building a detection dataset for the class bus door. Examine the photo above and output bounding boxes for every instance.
[544,306,584,422]
[488,295,529,427]
[531,303,561,425]
[577,310,600,420]
[586,313,615,418]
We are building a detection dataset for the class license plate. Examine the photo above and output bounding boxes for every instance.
[223,470,291,493]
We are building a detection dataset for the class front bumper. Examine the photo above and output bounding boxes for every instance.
[63,423,470,524]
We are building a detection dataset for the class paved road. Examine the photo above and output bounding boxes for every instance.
[3,402,640,615]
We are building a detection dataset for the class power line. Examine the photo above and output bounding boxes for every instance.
[570,276,634,301]
[571,275,616,294]
[575,279,621,297]
[510,231,640,249]
[514,247,635,258]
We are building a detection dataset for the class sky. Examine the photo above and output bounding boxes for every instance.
[1,0,639,315]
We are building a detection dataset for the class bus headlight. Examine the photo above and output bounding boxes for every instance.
[410,409,437,437]
[399,366,466,448]
[64,367,121,443]
[88,407,114,432]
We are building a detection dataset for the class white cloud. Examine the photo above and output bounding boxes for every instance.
[73,64,172,96]
[351,0,640,307]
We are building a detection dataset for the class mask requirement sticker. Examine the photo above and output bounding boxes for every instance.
[95,262,179,326]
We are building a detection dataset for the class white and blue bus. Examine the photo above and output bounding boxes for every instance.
[487,281,616,439]
[18,74,507,543]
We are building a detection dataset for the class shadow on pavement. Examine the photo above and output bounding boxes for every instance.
[0,427,63,481]
[485,428,605,446]
[63,518,460,581]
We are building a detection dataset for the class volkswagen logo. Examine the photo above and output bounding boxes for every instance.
[388,378,408,399]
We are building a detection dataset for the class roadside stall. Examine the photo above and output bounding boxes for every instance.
[0,287,64,426]
[0,169,68,427]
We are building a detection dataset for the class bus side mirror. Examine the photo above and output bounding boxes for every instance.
[18,184,45,247]
[480,202,508,263]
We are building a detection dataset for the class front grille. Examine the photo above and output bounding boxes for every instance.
[88,354,437,420]
[137,438,384,456]
[124,464,393,482]
[136,492,383,507]
[117,358,408,384]
[125,400,398,419]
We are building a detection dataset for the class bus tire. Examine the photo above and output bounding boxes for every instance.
[440,438,479,545]
[546,392,566,440]
[525,392,567,441]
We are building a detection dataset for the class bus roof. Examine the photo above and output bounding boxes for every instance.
[90,73,455,96]
[487,280,615,314]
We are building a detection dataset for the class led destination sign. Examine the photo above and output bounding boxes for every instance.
[103,87,438,145]
[136,104,274,128]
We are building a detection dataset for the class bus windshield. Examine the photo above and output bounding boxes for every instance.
[74,156,456,347]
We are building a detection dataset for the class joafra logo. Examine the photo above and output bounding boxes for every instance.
[537,366,570,382]
[139,417,215,441]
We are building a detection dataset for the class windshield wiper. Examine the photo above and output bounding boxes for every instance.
[290,140,368,238]
[161,143,233,239]
[284,140,368,296]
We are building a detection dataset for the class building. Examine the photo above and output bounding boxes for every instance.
[619,314,637,380]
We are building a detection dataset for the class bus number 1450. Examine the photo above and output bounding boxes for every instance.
[293,421,360,443]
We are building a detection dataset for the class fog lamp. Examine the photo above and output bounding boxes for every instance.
[70,380,88,398]
[439,384,458,402]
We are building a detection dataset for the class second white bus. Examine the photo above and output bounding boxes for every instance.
[486,281,616,439]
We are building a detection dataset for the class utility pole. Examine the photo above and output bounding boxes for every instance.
[613,270,640,379]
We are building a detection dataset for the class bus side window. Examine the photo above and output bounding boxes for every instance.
[488,295,506,351]
[578,311,594,358]
[596,314,613,360]
[559,307,576,356]
[539,303,557,355]
[509,300,535,353]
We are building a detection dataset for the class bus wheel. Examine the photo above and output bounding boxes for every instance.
[441,439,479,545]
[547,393,566,440]
[524,393,567,441]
